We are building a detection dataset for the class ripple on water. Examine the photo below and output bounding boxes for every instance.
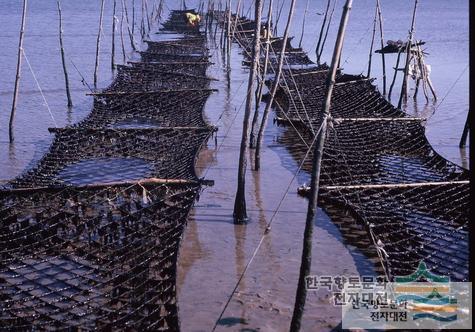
[57,157,154,186]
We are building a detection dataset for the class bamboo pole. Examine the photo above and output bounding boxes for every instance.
[120,1,126,63]
[132,0,136,35]
[233,0,263,223]
[122,0,137,51]
[415,46,429,101]
[225,0,232,65]
[376,0,386,95]
[315,0,331,66]
[1,178,214,194]
[140,0,145,39]
[388,47,403,101]
[290,1,353,330]
[250,0,273,148]
[459,110,470,148]
[144,0,151,34]
[317,0,337,64]
[298,0,309,49]
[9,0,28,143]
[367,6,377,77]
[112,0,117,70]
[321,180,470,191]
[273,0,285,36]
[255,0,296,170]
[398,0,418,109]
[93,0,106,89]
[57,0,72,107]
[420,50,437,100]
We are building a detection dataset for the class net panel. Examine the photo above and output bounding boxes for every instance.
[222,12,470,281]
[1,9,213,330]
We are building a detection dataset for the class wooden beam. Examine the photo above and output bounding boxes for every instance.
[48,126,218,133]
[318,181,470,191]
[86,88,218,96]
[1,178,215,195]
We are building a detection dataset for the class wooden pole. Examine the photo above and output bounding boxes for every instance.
[317,0,337,64]
[112,0,117,70]
[225,0,232,65]
[415,46,429,101]
[123,0,137,51]
[398,0,418,109]
[57,0,72,107]
[9,0,28,143]
[459,110,470,148]
[273,0,285,36]
[376,0,386,95]
[460,3,472,150]
[290,1,353,330]
[120,1,126,63]
[140,0,145,40]
[144,0,151,34]
[420,50,437,100]
[388,46,403,101]
[132,0,136,36]
[298,0,309,49]
[93,0,106,89]
[367,5,377,78]
[233,0,263,224]
[254,0,297,170]
[250,0,273,148]
[315,0,331,65]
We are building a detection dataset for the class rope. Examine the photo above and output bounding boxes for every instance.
[67,55,94,93]
[22,49,58,128]
[211,120,324,331]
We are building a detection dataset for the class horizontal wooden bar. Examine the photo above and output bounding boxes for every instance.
[48,126,218,133]
[1,178,214,195]
[332,117,425,122]
[319,181,470,191]
[128,61,213,65]
[87,88,218,96]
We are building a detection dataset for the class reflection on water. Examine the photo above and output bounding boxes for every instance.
[57,157,153,185]
[111,117,164,129]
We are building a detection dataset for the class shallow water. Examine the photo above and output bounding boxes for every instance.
[0,0,469,182]
[57,157,153,185]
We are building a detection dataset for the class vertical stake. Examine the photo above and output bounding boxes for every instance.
[398,0,418,109]
[9,0,28,143]
[255,0,297,170]
[233,0,263,224]
[250,0,273,148]
[290,1,353,330]
[93,0,106,89]
[57,0,73,107]
[388,46,403,100]
[298,0,310,49]
[376,0,386,95]
[367,5,377,78]
[112,0,117,70]
[459,110,470,148]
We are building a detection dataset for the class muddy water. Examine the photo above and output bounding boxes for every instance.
[0,1,469,331]
[175,31,378,330]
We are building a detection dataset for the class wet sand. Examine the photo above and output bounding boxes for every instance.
[176,36,376,331]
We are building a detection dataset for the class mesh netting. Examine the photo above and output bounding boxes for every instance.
[1,9,213,330]
[221,12,470,281]
[0,182,199,330]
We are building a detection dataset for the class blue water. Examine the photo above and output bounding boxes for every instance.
[0,0,469,183]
